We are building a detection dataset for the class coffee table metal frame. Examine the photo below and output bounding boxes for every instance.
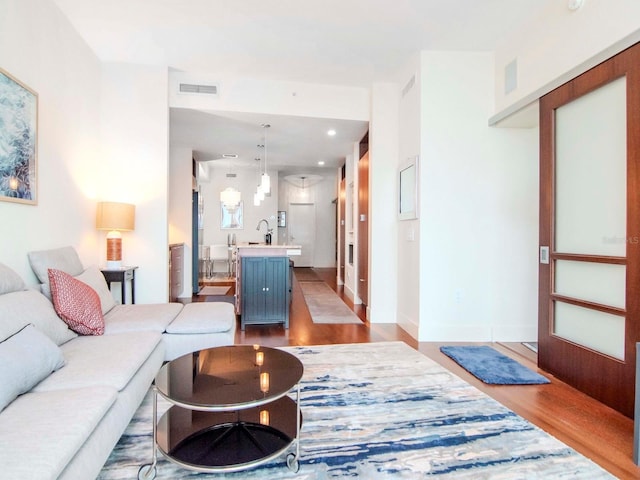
[138,347,302,479]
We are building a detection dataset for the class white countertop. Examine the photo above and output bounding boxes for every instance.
[235,243,302,256]
[236,243,302,249]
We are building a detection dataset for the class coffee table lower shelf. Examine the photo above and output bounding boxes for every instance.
[138,389,302,479]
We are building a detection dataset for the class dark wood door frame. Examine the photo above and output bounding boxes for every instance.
[539,42,640,417]
[339,177,346,284]
[358,134,369,307]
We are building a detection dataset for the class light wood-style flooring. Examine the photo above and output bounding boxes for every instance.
[198,267,639,479]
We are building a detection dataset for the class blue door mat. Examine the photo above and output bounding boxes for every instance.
[440,345,550,385]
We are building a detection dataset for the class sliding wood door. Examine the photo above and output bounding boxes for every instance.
[539,43,640,417]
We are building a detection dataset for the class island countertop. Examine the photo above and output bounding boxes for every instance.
[236,243,302,256]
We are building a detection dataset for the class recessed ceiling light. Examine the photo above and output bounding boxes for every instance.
[222,154,238,158]
[318,161,325,166]
[327,129,336,136]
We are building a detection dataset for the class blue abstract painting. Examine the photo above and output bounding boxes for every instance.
[0,69,37,204]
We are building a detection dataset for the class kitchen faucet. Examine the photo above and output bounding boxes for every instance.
[256,219,270,232]
[256,218,273,244]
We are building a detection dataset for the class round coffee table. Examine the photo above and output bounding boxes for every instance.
[138,345,303,479]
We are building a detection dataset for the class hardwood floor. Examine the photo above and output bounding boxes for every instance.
[198,267,639,479]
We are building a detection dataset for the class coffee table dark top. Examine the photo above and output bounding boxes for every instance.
[155,345,304,411]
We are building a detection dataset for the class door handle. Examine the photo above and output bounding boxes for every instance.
[540,246,550,264]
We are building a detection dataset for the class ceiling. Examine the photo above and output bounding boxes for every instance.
[51,0,553,172]
[170,109,368,172]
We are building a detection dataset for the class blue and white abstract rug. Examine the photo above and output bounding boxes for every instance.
[99,341,613,479]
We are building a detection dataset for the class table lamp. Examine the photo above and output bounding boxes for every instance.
[96,201,135,269]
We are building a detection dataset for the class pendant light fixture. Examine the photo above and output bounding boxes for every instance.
[219,157,241,208]
[253,158,262,206]
[220,186,241,208]
[260,123,271,194]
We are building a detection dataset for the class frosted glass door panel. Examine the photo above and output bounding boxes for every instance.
[554,302,625,360]
[555,77,627,256]
[555,260,625,309]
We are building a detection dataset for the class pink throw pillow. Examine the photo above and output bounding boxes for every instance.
[48,268,105,335]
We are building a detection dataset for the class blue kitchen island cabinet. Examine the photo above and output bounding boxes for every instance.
[241,256,290,330]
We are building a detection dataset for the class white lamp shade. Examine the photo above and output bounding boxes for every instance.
[220,187,241,207]
[257,186,265,202]
[96,202,135,231]
[260,173,271,194]
[253,192,260,206]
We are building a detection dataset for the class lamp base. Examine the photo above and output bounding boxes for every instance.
[106,235,122,270]
[105,260,122,270]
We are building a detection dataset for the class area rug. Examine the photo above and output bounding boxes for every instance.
[294,268,323,282]
[299,281,362,324]
[99,341,612,479]
[440,345,550,385]
[197,285,231,296]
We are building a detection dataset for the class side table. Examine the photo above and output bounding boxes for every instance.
[100,266,138,304]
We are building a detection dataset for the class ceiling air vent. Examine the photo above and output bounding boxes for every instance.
[179,83,219,96]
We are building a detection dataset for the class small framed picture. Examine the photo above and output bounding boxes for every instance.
[278,210,286,227]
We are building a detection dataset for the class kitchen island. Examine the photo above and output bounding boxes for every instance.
[236,244,301,330]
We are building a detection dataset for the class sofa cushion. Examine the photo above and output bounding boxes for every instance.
[49,269,105,336]
[0,386,117,480]
[28,246,84,287]
[0,262,25,295]
[166,301,236,334]
[33,331,162,392]
[103,303,183,334]
[0,324,66,412]
[0,290,77,345]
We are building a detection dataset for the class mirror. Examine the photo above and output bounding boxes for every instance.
[399,156,418,220]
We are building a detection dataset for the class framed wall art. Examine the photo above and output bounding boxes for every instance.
[221,201,243,229]
[0,68,38,204]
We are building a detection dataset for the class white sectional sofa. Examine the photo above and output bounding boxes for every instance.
[0,247,237,480]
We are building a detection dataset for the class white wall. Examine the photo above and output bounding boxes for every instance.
[170,73,370,122]
[168,146,193,297]
[0,0,102,283]
[98,63,170,304]
[418,51,538,342]
[396,56,422,338]
[199,164,279,246]
[278,174,337,268]
[494,0,640,115]
[343,144,361,304]
[313,175,338,268]
[0,2,172,303]
[368,84,399,323]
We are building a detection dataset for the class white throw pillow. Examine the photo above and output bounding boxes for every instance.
[0,290,77,345]
[28,246,84,287]
[0,324,66,412]
[0,263,25,296]
[75,266,117,315]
